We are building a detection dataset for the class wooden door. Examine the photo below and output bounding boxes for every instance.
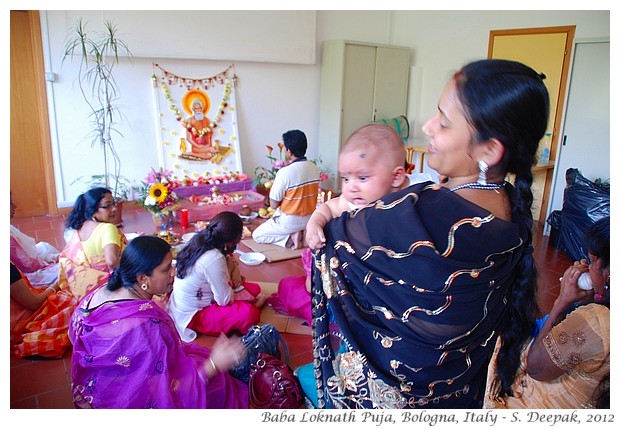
[488,26,575,223]
[10,10,57,217]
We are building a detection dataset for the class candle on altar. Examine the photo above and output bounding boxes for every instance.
[316,190,324,207]
[181,209,189,229]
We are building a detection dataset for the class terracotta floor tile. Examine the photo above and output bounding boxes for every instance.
[10,357,70,401]
[13,221,42,234]
[10,395,38,409]
[37,384,75,409]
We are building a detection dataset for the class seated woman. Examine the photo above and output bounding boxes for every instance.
[485,217,610,409]
[13,187,125,358]
[307,59,548,408]
[268,247,313,327]
[69,235,248,408]
[10,191,60,287]
[10,263,60,348]
[59,187,125,299]
[168,211,265,341]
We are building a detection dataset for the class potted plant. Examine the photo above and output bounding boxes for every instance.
[63,19,132,224]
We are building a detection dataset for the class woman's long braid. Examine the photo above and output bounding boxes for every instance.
[497,171,540,396]
[175,224,218,278]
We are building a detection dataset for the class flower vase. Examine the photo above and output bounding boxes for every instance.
[255,184,270,198]
[152,213,171,230]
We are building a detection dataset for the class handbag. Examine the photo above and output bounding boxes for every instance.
[230,324,289,383]
[249,353,304,409]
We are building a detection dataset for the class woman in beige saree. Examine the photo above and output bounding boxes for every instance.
[13,188,125,358]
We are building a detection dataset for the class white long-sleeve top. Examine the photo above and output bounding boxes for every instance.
[168,249,233,342]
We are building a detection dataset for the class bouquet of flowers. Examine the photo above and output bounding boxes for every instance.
[136,167,183,214]
[252,144,331,187]
[253,143,289,187]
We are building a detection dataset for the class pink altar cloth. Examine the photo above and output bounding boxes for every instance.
[174,180,266,222]
[173,179,255,198]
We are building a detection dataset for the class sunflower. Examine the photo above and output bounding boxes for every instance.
[149,183,169,203]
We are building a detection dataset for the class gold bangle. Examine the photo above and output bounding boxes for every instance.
[46,286,56,294]
[208,357,217,373]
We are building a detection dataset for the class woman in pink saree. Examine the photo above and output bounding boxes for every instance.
[69,235,248,408]
[13,188,124,358]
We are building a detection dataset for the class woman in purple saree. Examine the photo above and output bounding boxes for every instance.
[69,235,248,409]
[310,59,550,409]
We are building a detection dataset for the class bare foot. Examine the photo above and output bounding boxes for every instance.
[254,294,269,309]
[291,231,304,250]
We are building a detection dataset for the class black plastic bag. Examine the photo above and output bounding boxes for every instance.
[546,210,562,248]
[559,168,610,261]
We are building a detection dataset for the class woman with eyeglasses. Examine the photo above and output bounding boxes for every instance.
[13,187,126,358]
[60,187,126,297]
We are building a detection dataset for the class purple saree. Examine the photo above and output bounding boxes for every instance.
[69,290,248,409]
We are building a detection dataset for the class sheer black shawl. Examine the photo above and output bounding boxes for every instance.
[311,182,527,409]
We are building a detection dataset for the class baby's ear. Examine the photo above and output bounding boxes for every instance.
[392,166,407,188]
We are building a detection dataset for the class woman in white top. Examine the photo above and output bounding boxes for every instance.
[168,211,264,342]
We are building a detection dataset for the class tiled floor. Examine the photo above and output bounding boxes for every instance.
[9,203,573,408]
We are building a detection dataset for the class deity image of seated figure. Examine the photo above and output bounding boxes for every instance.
[180,90,218,161]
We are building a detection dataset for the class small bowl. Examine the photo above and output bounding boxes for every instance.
[182,232,197,242]
[239,212,258,223]
[124,232,141,241]
[239,252,266,266]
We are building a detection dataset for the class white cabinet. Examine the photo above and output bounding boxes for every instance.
[318,40,410,191]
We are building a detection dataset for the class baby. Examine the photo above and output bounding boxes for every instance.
[305,124,431,249]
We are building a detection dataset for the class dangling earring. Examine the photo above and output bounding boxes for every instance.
[477,160,488,185]
[141,283,148,291]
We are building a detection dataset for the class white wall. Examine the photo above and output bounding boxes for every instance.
[41,10,611,209]
[43,11,323,206]
[391,10,610,139]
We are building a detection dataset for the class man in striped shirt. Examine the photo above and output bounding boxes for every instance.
[252,130,320,249]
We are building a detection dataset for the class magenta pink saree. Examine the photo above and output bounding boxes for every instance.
[69,291,248,409]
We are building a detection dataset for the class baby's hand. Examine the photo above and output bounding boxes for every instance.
[305,222,326,249]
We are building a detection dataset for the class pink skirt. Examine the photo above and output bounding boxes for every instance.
[189,281,261,336]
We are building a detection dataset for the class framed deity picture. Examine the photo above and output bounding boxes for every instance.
[152,64,243,181]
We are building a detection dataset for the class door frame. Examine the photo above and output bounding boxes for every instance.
[10,10,58,216]
[488,25,575,224]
